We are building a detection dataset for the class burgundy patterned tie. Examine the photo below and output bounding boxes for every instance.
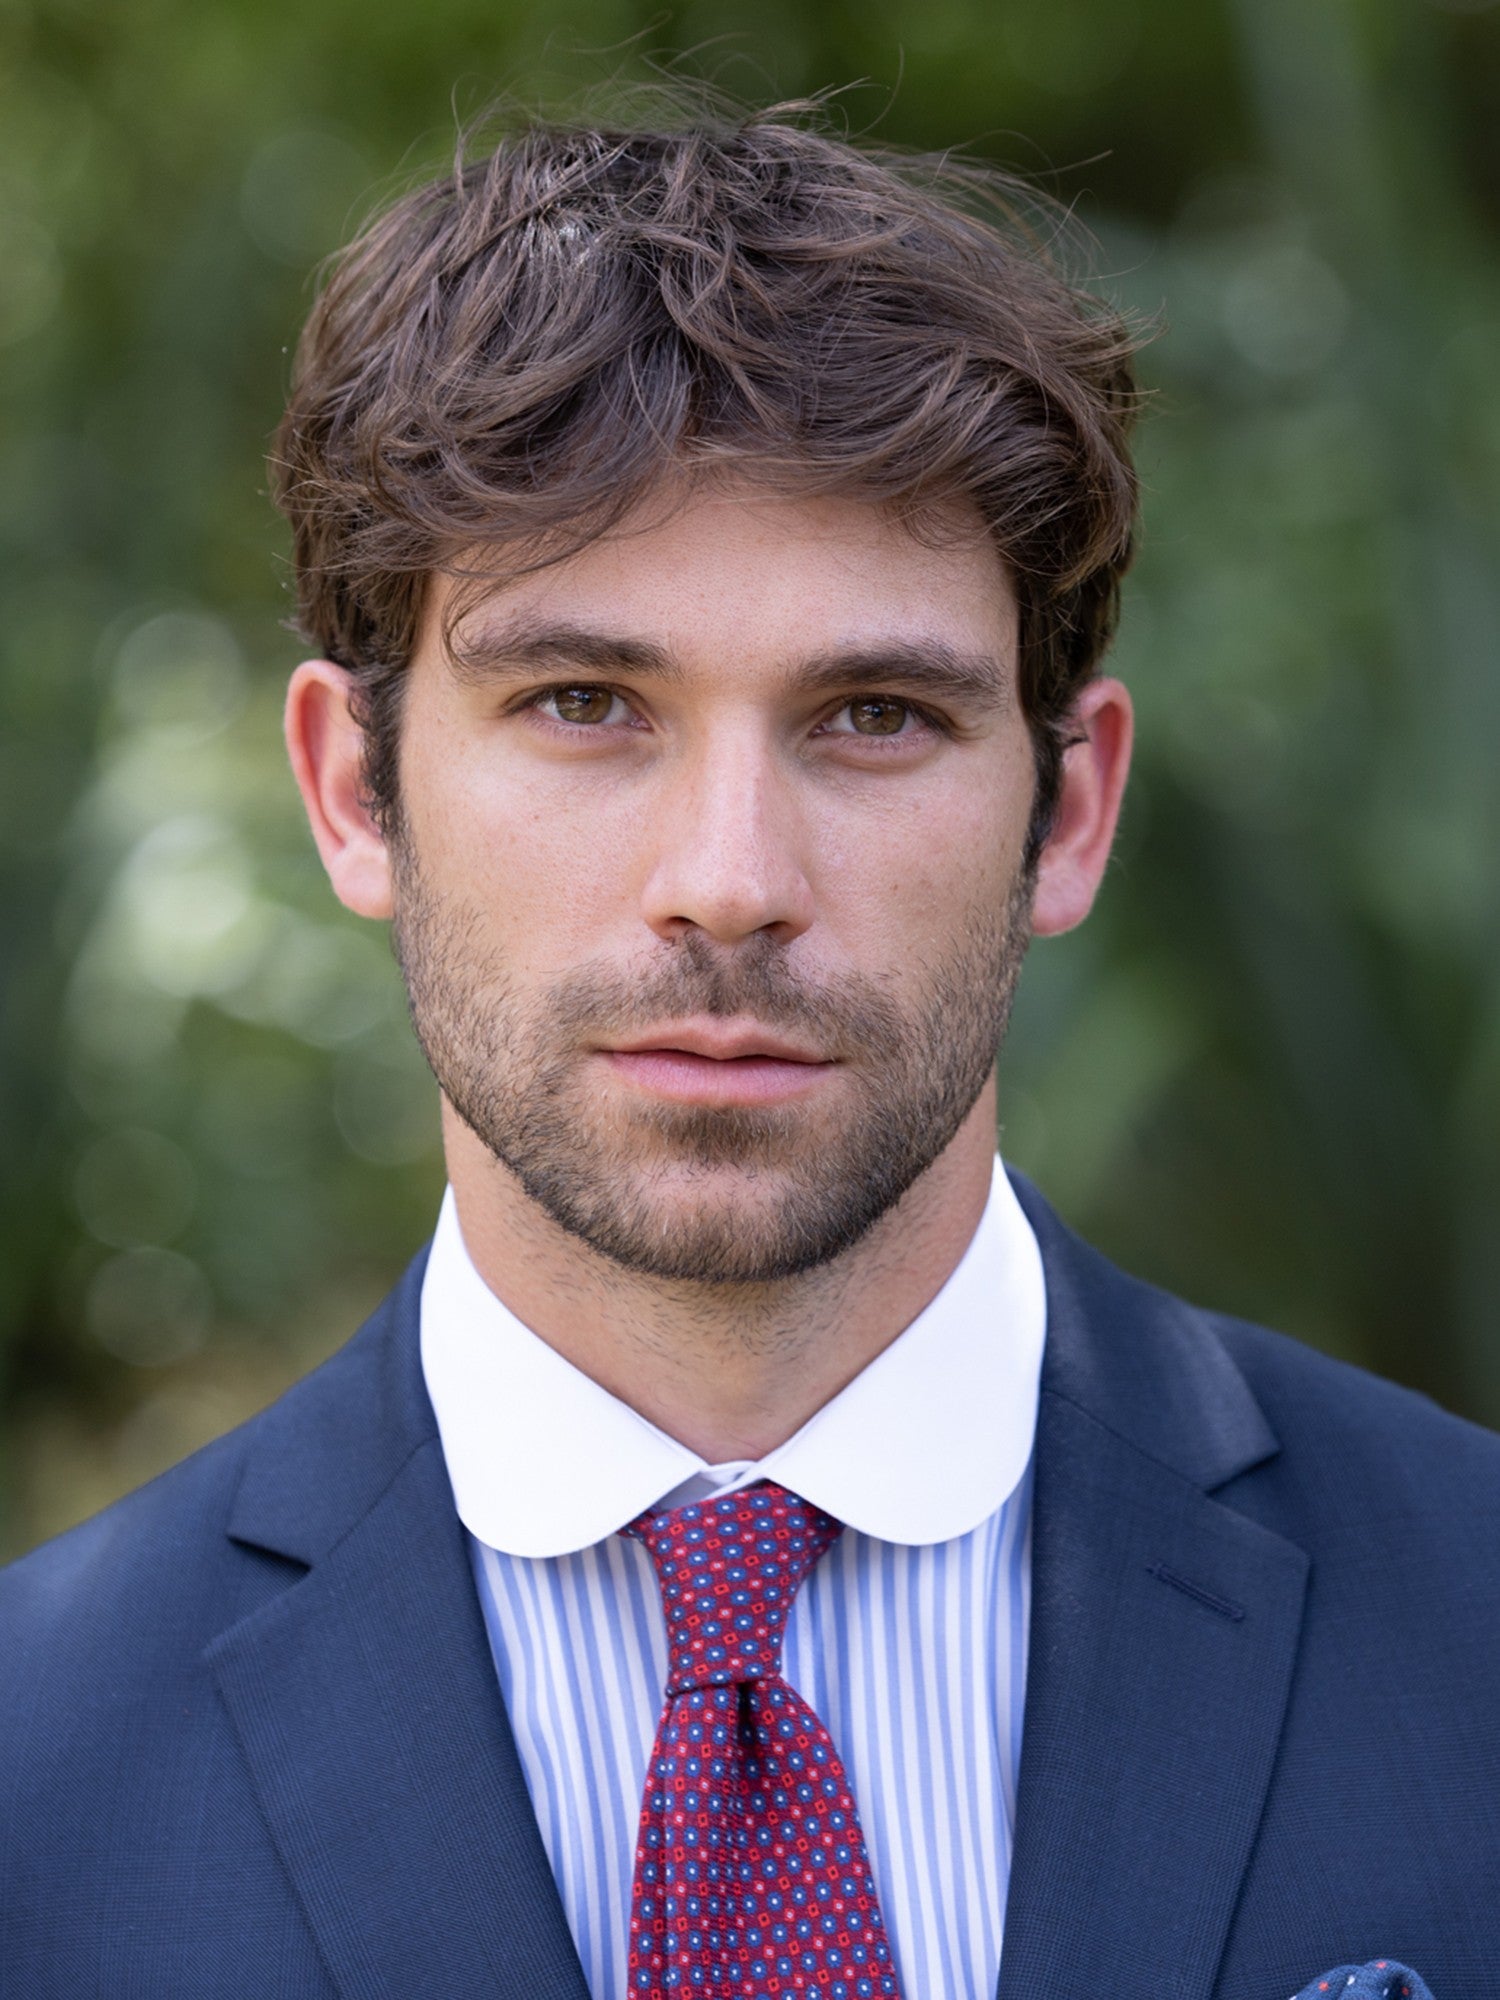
[622,1481,903,1999]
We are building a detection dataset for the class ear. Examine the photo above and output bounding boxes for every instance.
[284,660,395,920]
[1030,676,1134,938]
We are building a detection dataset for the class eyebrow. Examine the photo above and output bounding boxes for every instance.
[447,615,680,686]
[790,643,1013,713]
[448,613,1013,713]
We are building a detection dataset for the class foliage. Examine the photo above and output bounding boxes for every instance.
[1,0,1496,1553]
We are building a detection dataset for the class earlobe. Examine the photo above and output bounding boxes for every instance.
[1029,676,1134,938]
[284,660,395,920]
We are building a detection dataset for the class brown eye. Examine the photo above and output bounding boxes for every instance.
[848,698,909,736]
[550,686,618,725]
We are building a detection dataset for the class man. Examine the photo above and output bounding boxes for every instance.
[2,104,1496,2000]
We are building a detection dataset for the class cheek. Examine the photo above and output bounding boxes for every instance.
[807,754,1032,954]
[405,729,654,960]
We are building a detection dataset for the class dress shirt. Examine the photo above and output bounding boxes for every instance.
[421,1157,1046,2000]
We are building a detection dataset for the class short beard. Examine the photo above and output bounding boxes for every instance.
[391,843,1034,1287]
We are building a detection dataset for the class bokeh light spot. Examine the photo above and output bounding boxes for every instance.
[73,1127,197,1248]
[85,1247,213,1368]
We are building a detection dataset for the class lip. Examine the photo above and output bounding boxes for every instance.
[604,1020,829,1065]
[598,1020,835,1107]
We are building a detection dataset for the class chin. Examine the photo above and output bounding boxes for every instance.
[508,1144,900,1286]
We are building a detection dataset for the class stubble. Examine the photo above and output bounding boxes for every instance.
[391,842,1034,1286]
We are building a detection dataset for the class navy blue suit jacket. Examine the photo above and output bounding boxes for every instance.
[4,1180,1499,1997]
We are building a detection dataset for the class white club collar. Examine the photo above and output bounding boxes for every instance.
[420,1156,1045,1558]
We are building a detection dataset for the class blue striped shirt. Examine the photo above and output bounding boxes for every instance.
[422,1161,1044,1998]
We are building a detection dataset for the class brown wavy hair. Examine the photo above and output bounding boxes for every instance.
[272,98,1144,854]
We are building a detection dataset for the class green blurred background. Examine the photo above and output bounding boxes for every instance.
[2,0,1497,1558]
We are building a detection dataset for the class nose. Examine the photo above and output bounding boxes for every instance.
[638,732,816,947]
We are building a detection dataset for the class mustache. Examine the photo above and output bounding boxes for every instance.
[391,871,899,1060]
[543,934,906,1057]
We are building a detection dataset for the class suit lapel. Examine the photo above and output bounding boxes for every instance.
[208,1259,591,2000]
[998,1183,1310,1999]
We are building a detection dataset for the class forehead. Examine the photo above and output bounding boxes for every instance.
[423,481,1018,677]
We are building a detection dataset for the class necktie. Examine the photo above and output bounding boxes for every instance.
[623,1480,903,1998]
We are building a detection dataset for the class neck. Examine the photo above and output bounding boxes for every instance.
[442,1087,998,1463]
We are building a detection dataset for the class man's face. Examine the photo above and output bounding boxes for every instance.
[388,481,1040,1284]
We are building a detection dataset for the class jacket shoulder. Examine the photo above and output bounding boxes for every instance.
[1207,1305,1500,1534]
[2,1402,259,1674]
[0,1249,430,1705]
[1015,1167,1500,1530]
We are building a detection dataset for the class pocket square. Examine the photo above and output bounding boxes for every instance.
[1292,1963,1433,2000]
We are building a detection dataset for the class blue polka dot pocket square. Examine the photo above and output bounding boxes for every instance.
[1291,1963,1433,2000]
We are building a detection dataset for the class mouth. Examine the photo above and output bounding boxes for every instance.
[598,1019,836,1108]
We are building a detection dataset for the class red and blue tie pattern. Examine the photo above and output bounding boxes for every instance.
[623,1481,903,1999]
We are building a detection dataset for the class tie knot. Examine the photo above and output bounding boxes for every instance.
[626,1481,842,1695]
